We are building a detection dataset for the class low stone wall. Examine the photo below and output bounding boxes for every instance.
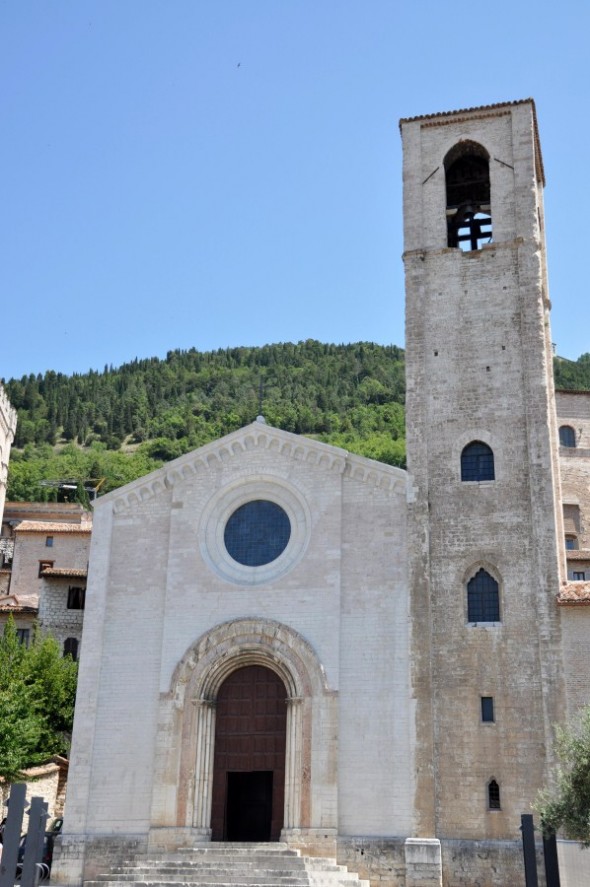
[52,834,148,886]
[51,833,549,887]
[557,840,590,887]
[0,760,64,823]
[337,838,407,887]
[441,838,544,887]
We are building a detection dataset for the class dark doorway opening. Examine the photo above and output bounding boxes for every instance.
[211,665,287,841]
[226,771,273,841]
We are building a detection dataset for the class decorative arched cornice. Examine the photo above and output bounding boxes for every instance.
[108,422,406,514]
[462,560,503,587]
[168,617,331,709]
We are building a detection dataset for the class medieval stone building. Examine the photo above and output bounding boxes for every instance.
[0,383,17,530]
[54,100,590,887]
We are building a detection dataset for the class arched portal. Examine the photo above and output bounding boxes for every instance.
[152,618,336,846]
[211,665,287,841]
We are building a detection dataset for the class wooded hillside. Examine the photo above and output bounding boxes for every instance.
[4,341,406,501]
[3,343,589,503]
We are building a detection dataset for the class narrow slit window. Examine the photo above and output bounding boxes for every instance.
[481,697,495,723]
[488,780,501,810]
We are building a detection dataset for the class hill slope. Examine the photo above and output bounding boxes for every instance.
[5,344,589,503]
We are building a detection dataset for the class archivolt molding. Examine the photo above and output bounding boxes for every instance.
[168,617,331,709]
[109,422,405,514]
[462,559,503,587]
[453,428,500,482]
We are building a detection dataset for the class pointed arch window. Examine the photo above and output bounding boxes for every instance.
[445,141,492,250]
[461,441,495,482]
[467,568,500,623]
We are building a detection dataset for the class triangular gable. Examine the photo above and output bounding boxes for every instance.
[100,420,406,515]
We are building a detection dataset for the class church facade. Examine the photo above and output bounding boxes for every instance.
[54,100,590,887]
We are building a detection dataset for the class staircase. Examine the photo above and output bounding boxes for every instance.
[85,843,370,887]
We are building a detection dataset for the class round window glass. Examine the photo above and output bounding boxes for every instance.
[224,500,291,567]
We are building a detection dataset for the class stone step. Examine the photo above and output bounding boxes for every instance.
[92,876,310,885]
[84,844,368,887]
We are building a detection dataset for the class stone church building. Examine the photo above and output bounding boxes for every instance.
[54,100,590,887]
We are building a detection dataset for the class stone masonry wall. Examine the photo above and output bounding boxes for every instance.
[402,101,565,844]
[0,384,17,527]
[38,578,85,651]
[10,529,90,601]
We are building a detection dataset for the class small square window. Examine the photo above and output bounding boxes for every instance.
[67,587,86,610]
[16,628,30,647]
[38,560,54,577]
[481,697,495,723]
[565,537,577,551]
[46,536,54,547]
[573,571,586,581]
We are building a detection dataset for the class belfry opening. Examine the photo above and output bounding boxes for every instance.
[210,664,288,841]
[444,140,492,250]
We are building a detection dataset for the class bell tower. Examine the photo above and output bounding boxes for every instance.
[401,101,566,841]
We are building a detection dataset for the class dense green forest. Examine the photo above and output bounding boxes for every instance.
[3,342,589,504]
[4,341,406,502]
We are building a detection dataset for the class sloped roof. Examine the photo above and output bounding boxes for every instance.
[565,550,590,561]
[0,593,38,612]
[557,582,590,606]
[399,98,545,186]
[15,521,92,534]
[41,567,87,579]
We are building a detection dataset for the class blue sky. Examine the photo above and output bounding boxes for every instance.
[1,1,588,380]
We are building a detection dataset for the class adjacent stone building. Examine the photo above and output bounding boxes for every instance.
[55,100,590,887]
[0,383,17,530]
[0,502,91,654]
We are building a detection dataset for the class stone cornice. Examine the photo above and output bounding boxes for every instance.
[107,422,406,514]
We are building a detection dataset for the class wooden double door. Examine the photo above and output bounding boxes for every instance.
[211,665,287,841]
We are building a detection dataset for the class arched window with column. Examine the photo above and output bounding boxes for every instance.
[445,141,492,251]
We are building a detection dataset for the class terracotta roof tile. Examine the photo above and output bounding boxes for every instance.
[41,567,87,579]
[0,593,38,612]
[15,521,92,534]
[557,582,590,606]
[565,550,590,561]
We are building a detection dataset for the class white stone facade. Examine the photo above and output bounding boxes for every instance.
[58,425,412,881]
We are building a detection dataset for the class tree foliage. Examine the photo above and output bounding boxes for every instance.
[0,618,78,781]
[4,341,407,501]
[536,705,590,845]
[3,342,588,503]
[554,353,590,391]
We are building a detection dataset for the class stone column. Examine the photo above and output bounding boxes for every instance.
[283,696,303,830]
[192,698,216,836]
